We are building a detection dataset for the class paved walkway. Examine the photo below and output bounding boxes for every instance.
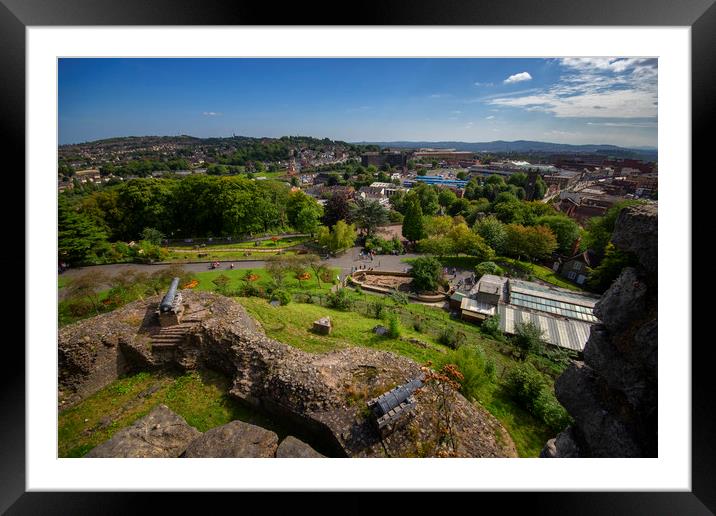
[59,248,423,286]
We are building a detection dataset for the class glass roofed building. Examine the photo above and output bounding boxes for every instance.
[458,275,601,353]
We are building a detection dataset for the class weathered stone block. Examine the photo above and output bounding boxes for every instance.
[312,316,332,335]
[276,436,325,458]
[85,404,200,458]
[183,420,279,458]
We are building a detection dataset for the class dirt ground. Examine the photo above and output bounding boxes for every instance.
[353,272,412,290]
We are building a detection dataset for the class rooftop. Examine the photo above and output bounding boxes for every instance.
[498,304,592,352]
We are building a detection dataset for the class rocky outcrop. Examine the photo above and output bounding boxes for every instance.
[183,420,278,458]
[276,436,325,458]
[85,404,201,458]
[87,404,327,458]
[542,202,658,458]
[61,291,517,458]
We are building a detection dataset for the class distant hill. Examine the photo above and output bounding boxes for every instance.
[354,140,658,160]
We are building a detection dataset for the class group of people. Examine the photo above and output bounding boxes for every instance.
[359,249,376,261]
[352,264,375,273]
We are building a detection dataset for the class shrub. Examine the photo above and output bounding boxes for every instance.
[484,358,496,380]
[386,314,401,338]
[438,328,466,349]
[412,316,425,333]
[474,261,504,280]
[505,363,546,406]
[326,288,352,310]
[533,389,572,432]
[270,289,291,306]
[389,290,409,306]
[240,283,261,297]
[512,321,546,360]
[370,301,386,319]
[439,345,490,401]
[480,314,503,339]
[211,274,232,295]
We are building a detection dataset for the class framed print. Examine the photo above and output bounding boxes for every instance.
[4,0,713,512]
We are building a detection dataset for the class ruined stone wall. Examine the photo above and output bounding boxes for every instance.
[60,291,518,458]
[541,203,658,457]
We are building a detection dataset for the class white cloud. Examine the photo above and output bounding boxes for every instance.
[488,59,657,119]
[202,111,221,116]
[587,121,657,128]
[503,72,532,84]
[474,81,494,87]
[485,115,495,120]
[559,57,654,73]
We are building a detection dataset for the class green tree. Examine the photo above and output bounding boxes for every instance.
[141,227,164,246]
[474,261,504,280]
[295,206,322,236]
[424,215,454,237]
[447,223,495,261]
[409,256,443,292]
[438,188,458,212]
[412,183,440,215]
[513,321,546,360]
[286,190,323,230]
[402,194,426,243]
[474,215,507,254]
[318,220,357,253]
[586,242,639,293]
[447,197,471,217]
[417,236,455,257]
[350,197,388,237]
[58,198,110,265]
[535,215,581,255]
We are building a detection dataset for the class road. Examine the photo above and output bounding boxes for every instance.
[60,247,425,287]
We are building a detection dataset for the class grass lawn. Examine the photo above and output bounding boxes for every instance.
[58,369,284,458]
[193,267,340,295]
[236,291,561,457]
[238,295,449,362]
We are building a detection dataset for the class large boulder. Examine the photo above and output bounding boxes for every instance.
[85,404,200,458]
[555,363,642,458]
[593,267,648,335]
[611,203,658,273]
[276,436,325,458]
[183,420,279,458]
[540,426,580,458]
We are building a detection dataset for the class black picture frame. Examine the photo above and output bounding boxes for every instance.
[4,0,711,512]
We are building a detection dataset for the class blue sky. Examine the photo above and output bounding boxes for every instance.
[58,58,657,148]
